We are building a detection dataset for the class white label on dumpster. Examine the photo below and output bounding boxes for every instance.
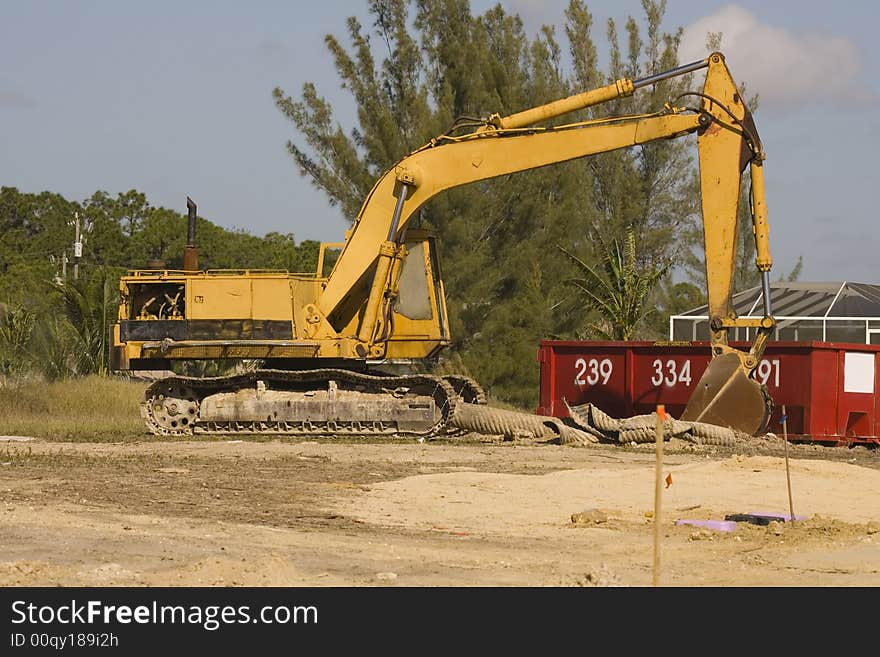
[844,352,874,394]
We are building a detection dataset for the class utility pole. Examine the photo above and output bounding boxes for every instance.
[69,211,91,281]
[72,212,82,281]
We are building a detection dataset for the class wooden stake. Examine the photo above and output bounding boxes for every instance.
[781,404,796,526]
[653,404,665,587]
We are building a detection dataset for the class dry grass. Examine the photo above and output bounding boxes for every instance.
[0,375,148,441]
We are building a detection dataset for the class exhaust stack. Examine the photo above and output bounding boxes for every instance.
[183,196,199,271]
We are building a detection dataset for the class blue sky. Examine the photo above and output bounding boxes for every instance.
[2,1,878,283]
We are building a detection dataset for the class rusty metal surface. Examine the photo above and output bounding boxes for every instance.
[201,384,438,434]
[140,368,457,437]
[442,375,487,405]
[680,352,772,436]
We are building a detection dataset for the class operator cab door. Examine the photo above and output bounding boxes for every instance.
[388,232,450,357]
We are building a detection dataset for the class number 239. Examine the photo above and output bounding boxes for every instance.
[574,358,612,386]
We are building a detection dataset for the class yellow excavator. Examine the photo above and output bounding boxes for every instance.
[110,52,776,438]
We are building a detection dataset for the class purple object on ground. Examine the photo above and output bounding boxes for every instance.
[674,519,738,532]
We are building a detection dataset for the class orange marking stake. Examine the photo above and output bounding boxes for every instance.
[653,404,666,587]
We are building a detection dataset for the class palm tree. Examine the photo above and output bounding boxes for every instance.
[0,302,36,377]
[54,268,118,376]
[559,225,671,340]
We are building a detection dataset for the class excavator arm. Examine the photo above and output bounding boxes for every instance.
[680,55,776,433]
[318,52,776,435]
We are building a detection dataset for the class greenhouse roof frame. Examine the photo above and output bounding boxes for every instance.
[669,281,880,343]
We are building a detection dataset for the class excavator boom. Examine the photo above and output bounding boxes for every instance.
[317,52,775,434]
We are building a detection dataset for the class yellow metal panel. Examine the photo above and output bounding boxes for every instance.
[385,338,447,359]
[188,278,251,319]
[290,279,321,339]
[251,278,293,321]
[390,315,442,341]
[697,54,747,330]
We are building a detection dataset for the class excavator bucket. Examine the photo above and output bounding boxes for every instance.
[680,352,773,436]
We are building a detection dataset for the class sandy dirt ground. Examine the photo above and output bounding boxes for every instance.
[1,432,879,587]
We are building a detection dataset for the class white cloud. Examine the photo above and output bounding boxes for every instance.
[679,4,872,111]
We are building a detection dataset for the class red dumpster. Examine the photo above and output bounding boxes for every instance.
[536,340,880,446]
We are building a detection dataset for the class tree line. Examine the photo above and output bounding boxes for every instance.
[0,186,319,381]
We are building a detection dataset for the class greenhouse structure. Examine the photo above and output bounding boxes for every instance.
[669,281,880,345]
